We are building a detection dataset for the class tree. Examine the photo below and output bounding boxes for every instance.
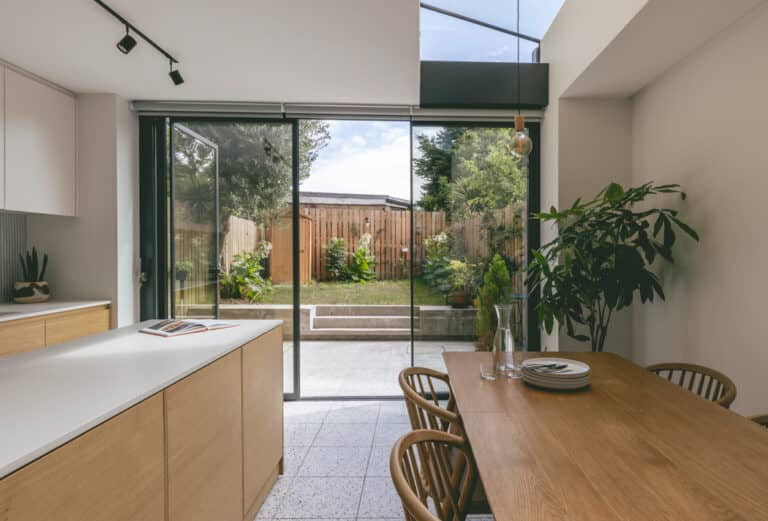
[413,127,465,217]
[177,120,330,225]
[451,128,527,221]
[475,253,512,349]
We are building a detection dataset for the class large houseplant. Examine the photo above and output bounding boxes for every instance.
[527,182,699,352]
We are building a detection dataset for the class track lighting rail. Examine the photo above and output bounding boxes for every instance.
[93,0,179,65]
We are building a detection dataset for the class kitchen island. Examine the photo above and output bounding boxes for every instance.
[0,319,283,521]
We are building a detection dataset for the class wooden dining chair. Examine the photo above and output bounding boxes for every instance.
[749,415,768,427]
[647,362,737,408]
[390,429,478,521]
[398,367,462,436]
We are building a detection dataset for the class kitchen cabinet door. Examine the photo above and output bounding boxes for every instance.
[5,69,76,216]
[165,350,243,521]
[0,394,165,521]
[243,326,284,517]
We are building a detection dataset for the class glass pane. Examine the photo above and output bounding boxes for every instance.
[420,8,538,63]
[171,124,218,319]
[412,125,530,372]
[298,119,412,397]
[422,0,565,39]
[171,120,296,395]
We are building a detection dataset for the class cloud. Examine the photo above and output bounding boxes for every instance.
[301,132,412,200]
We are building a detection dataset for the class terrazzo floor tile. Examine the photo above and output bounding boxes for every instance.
[255,475,294,518]
[284,401,331,423]
[325,402,381,423]
[283,445,311,475]
[365,445,391,477]
[285,422,322,446]
[298,446,371,477]
[372,421,411,446]
[275,477,364,518]
[313,422,376,447]
[378,401,410,423]
[357,477,404,518]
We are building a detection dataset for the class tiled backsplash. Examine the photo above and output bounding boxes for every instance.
[0,212,27,302]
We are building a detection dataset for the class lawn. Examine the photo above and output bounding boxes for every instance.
[265,278,446,305]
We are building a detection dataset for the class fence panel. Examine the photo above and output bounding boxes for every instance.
[219,205,523,283]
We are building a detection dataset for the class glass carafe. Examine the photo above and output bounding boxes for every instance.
[493,304,521,378]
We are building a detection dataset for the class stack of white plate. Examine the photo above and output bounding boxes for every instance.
[521,358,591,390]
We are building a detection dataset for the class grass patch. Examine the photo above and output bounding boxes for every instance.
[263,278,445,305]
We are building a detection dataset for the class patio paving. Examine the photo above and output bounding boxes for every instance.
[283,340,475,397]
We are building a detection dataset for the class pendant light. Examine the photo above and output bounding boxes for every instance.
[510,0,533,161]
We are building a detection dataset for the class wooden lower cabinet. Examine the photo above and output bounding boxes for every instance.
[45,306,110,345]
[243,326,284,517]
[0,394,165,521]
[0,305,111,358]
[0,319,45,357]
[165,350,244,521]
[0,326,284,521]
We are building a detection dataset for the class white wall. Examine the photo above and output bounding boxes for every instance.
[539,0,646,351]
[28,94,139,327]
[631,3,768,414]
[556,99,634,356]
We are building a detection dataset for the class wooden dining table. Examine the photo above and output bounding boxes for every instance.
[443,351,768,521]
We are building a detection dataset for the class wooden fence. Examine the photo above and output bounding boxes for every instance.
[301,207,446,281]
[197,204,524,284]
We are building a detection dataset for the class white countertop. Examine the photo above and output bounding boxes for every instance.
[0,300,111,323]
[0,319,282,479]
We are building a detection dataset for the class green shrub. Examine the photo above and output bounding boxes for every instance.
[324,237,349,281]
[422,233,453,293]
[347,233,376,283]
[220,241,273,302]
[475,253,511,349]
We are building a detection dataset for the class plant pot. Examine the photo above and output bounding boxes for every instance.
[13,281,50,304]
[446,290,471,309]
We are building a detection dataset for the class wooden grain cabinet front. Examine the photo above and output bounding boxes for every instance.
[0,394,165,521]
[165,350,244,521]
[243,326,284,516]
[0,319,45,357]
[45,306,110,346]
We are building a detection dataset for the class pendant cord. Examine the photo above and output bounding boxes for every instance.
[516,0,521,115]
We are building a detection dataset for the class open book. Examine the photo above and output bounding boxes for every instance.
[140,319,239,337]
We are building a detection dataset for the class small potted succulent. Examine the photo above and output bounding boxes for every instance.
[445,260,474,308]
[14,247,50,303]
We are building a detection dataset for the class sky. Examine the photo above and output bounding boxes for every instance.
[299,2,565,201]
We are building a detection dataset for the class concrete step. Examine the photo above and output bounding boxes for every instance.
[313,315,414,329]
[315,305,414,317]
[302,328,414,341]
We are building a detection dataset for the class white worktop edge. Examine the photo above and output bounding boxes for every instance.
[0,300,112,323]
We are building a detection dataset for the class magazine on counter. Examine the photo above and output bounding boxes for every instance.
[139,319,239,337]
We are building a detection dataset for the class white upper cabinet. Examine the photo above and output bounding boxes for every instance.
[4,69,76,216]
[0,67,5,210]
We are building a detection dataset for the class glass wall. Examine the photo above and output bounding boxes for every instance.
[169,119,297,395]
[146,116,538,399]
[412,124,531,370]
[298,119,413,397]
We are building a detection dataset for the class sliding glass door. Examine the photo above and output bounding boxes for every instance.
[140,116,539,400]
[411,123,538,369]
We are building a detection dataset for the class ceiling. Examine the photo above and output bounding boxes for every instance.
[0,0,419,104]
[564,0,765,98]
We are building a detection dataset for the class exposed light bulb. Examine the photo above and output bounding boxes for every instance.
[510,115,533,159]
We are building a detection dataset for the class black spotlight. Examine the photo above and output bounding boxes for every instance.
[116,26,137,54]
[168,60,184,85]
